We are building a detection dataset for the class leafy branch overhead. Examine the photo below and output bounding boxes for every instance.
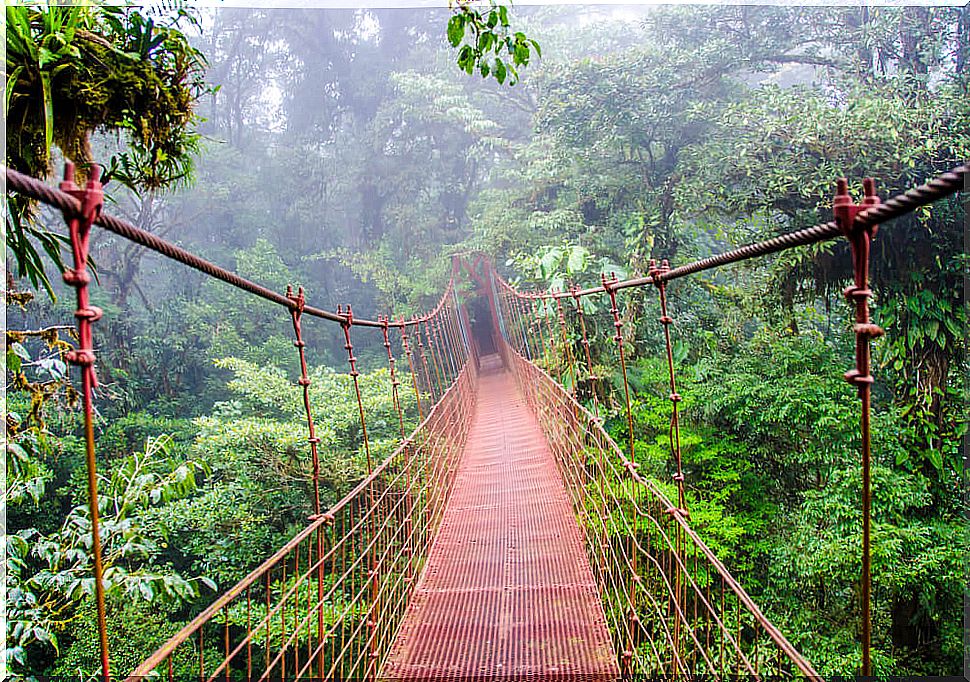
[5,3,208,296]
[447,1,540,85]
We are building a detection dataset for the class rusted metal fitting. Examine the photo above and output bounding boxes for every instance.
[669,392,682,403]
[286,284,306,313]
[65,349,96,366]
[648,258,672,287]
[834,177,880,238]
[843,285,873,301]
[59,162,104,224]
[844,369,875,386]
[337,303,355,328]
[62,268,91,286]
[74,306,103,322]
[854,322,884,338]
[322,512,335,524]
[298,376,311,387]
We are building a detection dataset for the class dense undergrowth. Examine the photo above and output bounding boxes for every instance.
[6,3,968,677]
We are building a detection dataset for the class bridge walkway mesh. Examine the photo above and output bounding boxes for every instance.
[381,363,619,680]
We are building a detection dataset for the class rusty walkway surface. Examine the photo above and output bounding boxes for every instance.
[381,366,619,681]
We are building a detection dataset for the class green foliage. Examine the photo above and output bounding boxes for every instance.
[5,2,207,295]
[613,329,967,675]
[447,1,540,85]
[5,4,966,677]
[6,436,210,674]
[50,600,205,679]
[507,240,627,295]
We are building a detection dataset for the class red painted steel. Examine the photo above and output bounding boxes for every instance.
[59,162,111,681]
[10,162,964,679]
[381,361,619,681]
[834,177,883,677]
[494,267,822,678]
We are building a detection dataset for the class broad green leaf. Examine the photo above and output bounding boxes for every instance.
[12,342,31,361]
[566,245,588,274]
[447,14,464,47]
[5,66,24,113]
[494,58,506,84]
[539,248,560,278]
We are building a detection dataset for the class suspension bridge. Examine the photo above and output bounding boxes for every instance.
[5,161,966,680]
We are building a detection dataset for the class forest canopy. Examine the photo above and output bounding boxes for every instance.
[5,3,967,678]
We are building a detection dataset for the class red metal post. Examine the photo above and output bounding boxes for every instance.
[649,260,689,517]
[59,162,110,681]
[414,319,436,402]
[532,297,549,364]
[339,305,373,472]
[380,316,408,441]
[603,273,636,468]
[555,296,581,428]
[834,177,882,678]
[400,320,424,422]
[287,286,323,516]
[602,272,640,675]
[569,285,599,412]
[285,285,326,675]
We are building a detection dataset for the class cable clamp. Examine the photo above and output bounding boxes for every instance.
[75,306,103,322]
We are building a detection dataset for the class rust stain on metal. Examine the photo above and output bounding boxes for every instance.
[381,365,618,681]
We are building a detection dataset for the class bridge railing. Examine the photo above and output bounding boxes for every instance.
[126,359,476,681]
[489,163,966,677]
[492,265,821,677]
[5,165,479,680]
[502,341,817,678]
[6,158,965,680]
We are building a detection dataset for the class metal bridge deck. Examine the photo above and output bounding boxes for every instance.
[381,365,618,681]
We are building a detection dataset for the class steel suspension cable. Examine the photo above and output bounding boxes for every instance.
[4,166,448,329]
[516,162,967,298]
